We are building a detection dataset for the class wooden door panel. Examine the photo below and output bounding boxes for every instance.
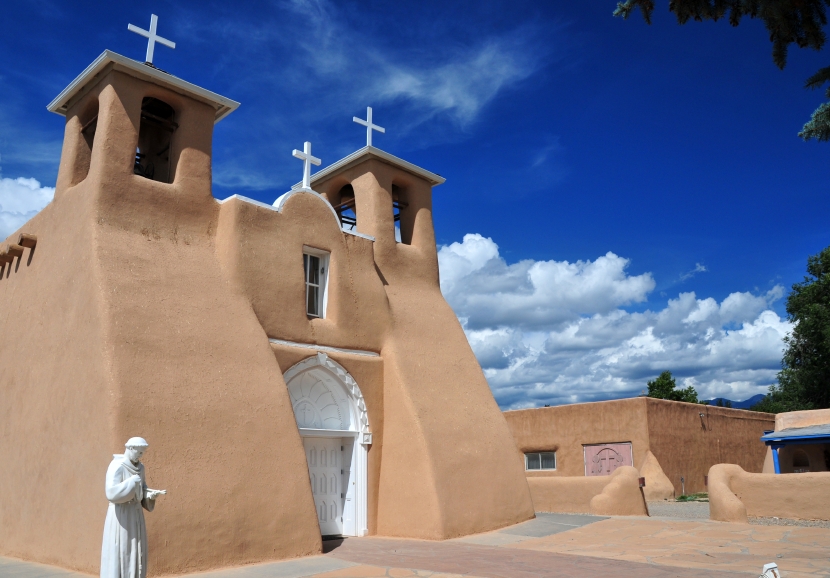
[583,442,633,476]
[304,437,343,535]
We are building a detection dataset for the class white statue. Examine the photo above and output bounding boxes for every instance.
[100,437,166,578]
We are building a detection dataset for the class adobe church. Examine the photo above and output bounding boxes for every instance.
[0,39,534,576]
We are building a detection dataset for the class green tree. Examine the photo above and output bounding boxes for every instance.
[614,0,830,142]
[647,370,699,403]
[753,246,830,412]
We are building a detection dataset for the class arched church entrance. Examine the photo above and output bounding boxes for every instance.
[284,353,370,537]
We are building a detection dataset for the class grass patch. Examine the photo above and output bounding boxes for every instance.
[676,492,708,502]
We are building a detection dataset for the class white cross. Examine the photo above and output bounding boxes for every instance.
[293,142,321,190]
[128,14,176,65]
[353,107,385,147]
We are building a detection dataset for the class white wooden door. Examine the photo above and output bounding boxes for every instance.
[303,437,343,536]
[341,438,356,536]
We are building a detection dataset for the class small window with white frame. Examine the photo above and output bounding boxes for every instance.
[525,452,556,471]
[303,248,329,319]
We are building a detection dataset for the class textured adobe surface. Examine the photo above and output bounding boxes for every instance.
[0,61,534,575]
[527,466,647,516]
[709,464,830,522]
[504,397,774,495]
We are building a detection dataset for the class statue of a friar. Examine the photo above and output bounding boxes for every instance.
[100,437,166,578]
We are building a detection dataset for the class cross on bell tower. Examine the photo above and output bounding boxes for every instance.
[353,107,385,147]
[128,14,176,65]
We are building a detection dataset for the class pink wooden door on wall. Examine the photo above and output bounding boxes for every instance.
[583,443,633,476]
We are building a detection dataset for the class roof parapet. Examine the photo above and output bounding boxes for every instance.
[293,145,446,190]
[47,50,239,123]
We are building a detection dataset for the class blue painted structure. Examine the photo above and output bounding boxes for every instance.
[760,424,830,474]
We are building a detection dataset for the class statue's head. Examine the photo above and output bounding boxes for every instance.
[125,437,149,464]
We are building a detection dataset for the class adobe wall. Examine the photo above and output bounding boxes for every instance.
[645,399,775,495]
[314,162,536,538]
[1,71,324,575]
[527,466,647,516]
[503,398,652,476]
[0,184,114,573]
[217,181,535,540]
[93,72,325,576]
[709,464,830,522]
[214,193,388,352]
[527,473,610,513]
[3,62,537,574]
[775,408,830,430]
[503,398,774,497]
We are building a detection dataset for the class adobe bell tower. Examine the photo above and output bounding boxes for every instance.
[48,50,238,213]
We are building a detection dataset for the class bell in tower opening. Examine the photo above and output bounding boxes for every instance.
[135,97,177,183]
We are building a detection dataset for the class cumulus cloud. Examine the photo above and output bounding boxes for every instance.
[439,234,790,409]
[0,177,54,240]
[440,234,655,330]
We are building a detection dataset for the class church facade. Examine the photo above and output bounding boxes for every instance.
[0,51,534,575]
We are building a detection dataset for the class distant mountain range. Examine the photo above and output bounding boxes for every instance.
[703,394,766,409]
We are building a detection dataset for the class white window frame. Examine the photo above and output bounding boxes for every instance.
[525,451,556,471]
[303,246,330,319]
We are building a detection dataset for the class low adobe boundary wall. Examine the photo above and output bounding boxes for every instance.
[527,466,648,516]
[709,464,830,523]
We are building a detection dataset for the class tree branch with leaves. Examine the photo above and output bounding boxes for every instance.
[614,0,830,141]
[647,370,700,403]
[753,246,830,412]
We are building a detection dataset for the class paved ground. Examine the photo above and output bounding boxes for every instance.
[648,499,830,528]
[0,557,94,578]
[749,516,830,529]
[648,500,710,519]
[2,512,828,578]
[508,516,830,578]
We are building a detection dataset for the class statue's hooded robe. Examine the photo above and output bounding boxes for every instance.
[100,455,156,578]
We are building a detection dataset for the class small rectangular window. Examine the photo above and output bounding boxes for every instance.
[525,452,556,471]
[303,249,329,318]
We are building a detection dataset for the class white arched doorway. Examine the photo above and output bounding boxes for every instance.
[284,352,371,537]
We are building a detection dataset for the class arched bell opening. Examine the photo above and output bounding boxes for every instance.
[135,97,178,183]
[284,353,370,537]
[333,184,357,231]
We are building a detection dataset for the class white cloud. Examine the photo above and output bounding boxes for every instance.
[177,0,554,192]
[439,233,655,330]
[372,39,538,126]
[0,177,54,240]
[280,0,542,127]
[680,262,707,281]
[439,234,790,409]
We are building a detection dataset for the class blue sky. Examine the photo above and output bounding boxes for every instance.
[1,1,828,408]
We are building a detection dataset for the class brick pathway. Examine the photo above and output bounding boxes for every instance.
[320,536,745,577]
[2,513,828,578]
